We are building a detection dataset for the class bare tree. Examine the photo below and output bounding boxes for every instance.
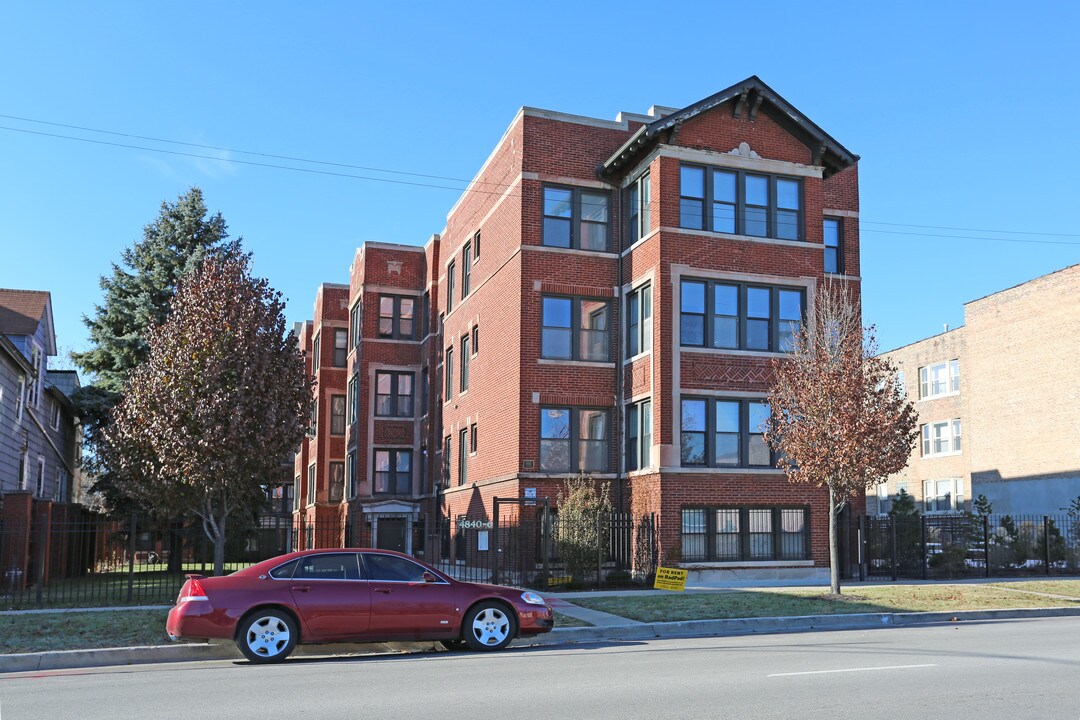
[764,282,918,594]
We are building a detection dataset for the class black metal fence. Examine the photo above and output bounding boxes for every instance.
[0,507,656,609]
[848,513,1080,581]
[433,509,657,590]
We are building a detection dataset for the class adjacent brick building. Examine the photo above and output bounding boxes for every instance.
[875,264,1080,517]
[297,76,862,581]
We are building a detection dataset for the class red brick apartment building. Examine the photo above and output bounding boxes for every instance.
[294,76,861,582]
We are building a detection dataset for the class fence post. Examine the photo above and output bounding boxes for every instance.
[983,516,990,578]
[35,511,48,609]
[492,501,500,585]
[541,504,550,587]
[1044,515,1052,576]
[127,514,137,603]
[920,515,928,580]
[595,511,603,590]
[890,519,898,582]
[857,515,866,582]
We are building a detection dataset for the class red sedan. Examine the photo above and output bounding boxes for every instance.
[166,548,554,663]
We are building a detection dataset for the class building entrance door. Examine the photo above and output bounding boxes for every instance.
[376,516,407,553]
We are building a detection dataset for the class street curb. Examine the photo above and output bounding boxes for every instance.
[5,606,1080,673]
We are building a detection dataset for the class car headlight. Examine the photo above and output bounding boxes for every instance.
[520,591,547,606]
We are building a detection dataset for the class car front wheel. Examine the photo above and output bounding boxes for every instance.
[237,610,297,663]
[463,602,516,651]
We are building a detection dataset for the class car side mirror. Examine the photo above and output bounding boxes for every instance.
[422,571,438,583]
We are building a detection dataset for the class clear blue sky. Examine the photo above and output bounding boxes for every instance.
[2,1,1078,369]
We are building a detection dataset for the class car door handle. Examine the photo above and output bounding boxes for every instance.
[292,585,311,592]
[374,587,392,594]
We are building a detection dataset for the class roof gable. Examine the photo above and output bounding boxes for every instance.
[0,288,56,354]
[602,76,858,179]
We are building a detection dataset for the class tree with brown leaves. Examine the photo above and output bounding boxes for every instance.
[104,253,312,575]
[764,283,918,594]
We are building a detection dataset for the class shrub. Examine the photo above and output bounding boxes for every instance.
[555,474,612,583]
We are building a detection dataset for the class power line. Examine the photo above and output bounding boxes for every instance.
[3,115,1080,248]
[0,113,510,188]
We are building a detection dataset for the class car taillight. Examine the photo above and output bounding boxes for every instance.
[179,577,209,603]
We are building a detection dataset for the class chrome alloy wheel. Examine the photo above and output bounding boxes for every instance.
[470,607,510,647]
[245,614,292,659]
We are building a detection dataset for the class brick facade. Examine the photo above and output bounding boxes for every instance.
[298,77,862,581]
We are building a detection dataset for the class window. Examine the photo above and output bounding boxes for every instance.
[921,420,962,456]
[472,325,479,355]
[346,451,356,499]
[681,507,810,562]
[446,261,455,313]
[333,329,348,367]
[541,296,611,361]
[679,164,803,241]
[627,172,652,245]
[542,186,611,251]
[328,461,344,503]
[374,450,411,494]
[420,367,429,414]
[310,398,318,437]
[50,399,60,431]
[627,284,652,357]
[473,230,481,260]
[445,347,454,400]
[378,295,416,340]
[419,445,427,493]
[363,553,430,582]
[307,464,316,505]
[470,423,478,453]
[28,345,43,407]
[924,478,964,513]
[626,399,652,471]
[680,398,773,468]
[680,279,804,352]
[421,292,430,339]
[347,374,358,425]
[539,407,610,472]
[443,435,451,487]
[459,429,468,485]
[18,451,27,490]
[824,218,843,274]
[14,375,24,423]
[460,335,470,392]
[295,553,360,581]
[36,457,45,497]
[350,301,361,348]
[919,360,960,399]
[293,475,301,511]
[330,395,346,435]
[312,334,321,372]
[375,371,414,417]
[462,244,471,297]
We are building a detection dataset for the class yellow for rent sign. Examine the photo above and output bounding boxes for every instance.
[653,567,688,592]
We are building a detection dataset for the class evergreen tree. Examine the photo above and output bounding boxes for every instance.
[73,187,238,392]
[72,188,239,519]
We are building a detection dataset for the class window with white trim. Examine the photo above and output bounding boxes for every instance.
[924,478,964,513]
[919,360,959,399]
[921,419,962,456]
[627,284,652,357]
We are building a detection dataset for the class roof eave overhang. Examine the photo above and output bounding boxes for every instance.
[599,76,859,180]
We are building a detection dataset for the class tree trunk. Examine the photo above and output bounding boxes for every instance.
[829,482,841,595]
[166,516,184,574]
[210,512,227,577]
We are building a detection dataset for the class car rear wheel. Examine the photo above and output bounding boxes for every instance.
[463,602,516,651]
[238,610,297,663]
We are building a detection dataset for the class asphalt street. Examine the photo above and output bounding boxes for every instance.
[3,617,1079,720]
